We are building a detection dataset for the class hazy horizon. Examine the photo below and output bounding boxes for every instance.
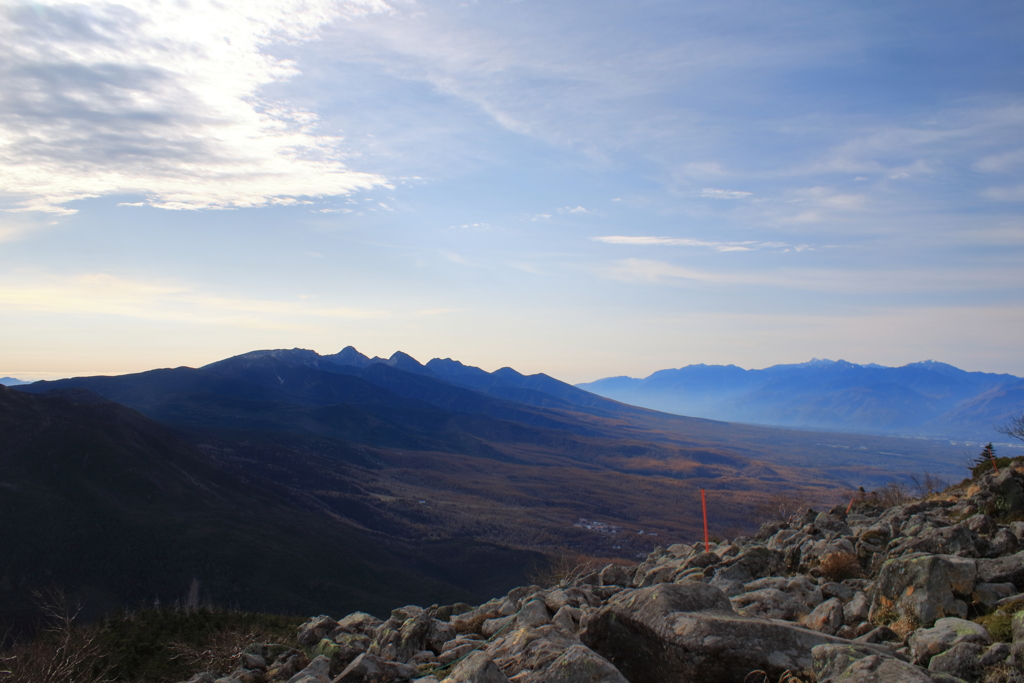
[2,1,1022,382]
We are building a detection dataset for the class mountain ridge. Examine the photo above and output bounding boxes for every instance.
[577,359,1024,440]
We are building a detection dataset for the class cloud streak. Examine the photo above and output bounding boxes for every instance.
[608,258,1019,293]
[594,236,806,252]
[0,0,391,214]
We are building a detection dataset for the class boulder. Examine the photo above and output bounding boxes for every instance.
[707,547,785,596]
[844,592,870,624]
[908,617,992,666]
[812,646,933,683]
[335,612,382,636]
[597,564,633,587]
[333,653,419,683]
[581,583,884,683]
[976,551,1024,588]
[297,616,339,648]
[444,651,510,683]
[927,641,985,682]
[518,599,552,629]
[730,588,811,621]
[285,655,331,683]
[870,554,976,626]
[889,525,979,559]
[990,470,1024,516]
[804,597,844,635]
[533,644,628,683]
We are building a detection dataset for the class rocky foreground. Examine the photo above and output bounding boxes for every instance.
[187,465,1024,683]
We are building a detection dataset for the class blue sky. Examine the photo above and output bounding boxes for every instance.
[1,0,1023,383]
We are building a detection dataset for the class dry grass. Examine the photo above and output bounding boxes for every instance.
[165,627,269,676]
[529,553,605,588]
[744,670,810,683]
[819,552,863,582]
[0,592,112,683]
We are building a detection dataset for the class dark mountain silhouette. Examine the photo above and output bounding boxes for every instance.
[0,384,544,635]
[577,359,1024,440]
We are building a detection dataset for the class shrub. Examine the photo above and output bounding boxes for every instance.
[819,552,862,582]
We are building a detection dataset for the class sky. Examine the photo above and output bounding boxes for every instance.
[1,0,1023,384]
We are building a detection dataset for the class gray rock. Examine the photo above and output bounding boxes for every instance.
[971,582,1017,609]
[1012,611,1024,663]
[286,654,331,683]
[979,641,1011,666]
[844,592,870,624]
[297,616,339,648]
[597,563,633,587]
[830,654,934,682]
[986,528,1020,557]
[481,616,515,638]
[908,617,992,666]
[870,554,976,626]
[730,588,812,621]
[890,525,979,559]
[533,644,628,683]
[581,583,886,683]
[444,652,510,683]
[805,597,844,635]
[853,626,899,644]
[812,644,903,682]
[185,674,217,683]
[991,470,1024,516]
[927,641,985,682]
[821,582,856,603]
[551,605,583,633]
[334,653,420,683]
[518,599,551,628]
[240,653,267,670]
[976,551,1024,587]
[965,514,996,535]
[336,612,382,636]
[708,547,785,596]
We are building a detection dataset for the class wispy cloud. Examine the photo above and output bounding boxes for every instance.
[0,272,390,326]
[699,188,752,199]
[593,236,806,252]
[607,258,1019,293]
[558,206,590,214]
[0,0,391,214]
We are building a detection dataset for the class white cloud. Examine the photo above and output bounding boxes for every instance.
[559,206,590,214]
[0,0,391,214]
[593,235,804,252]
[699,188,752,199]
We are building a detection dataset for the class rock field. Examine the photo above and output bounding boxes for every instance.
[185,465,1024,683]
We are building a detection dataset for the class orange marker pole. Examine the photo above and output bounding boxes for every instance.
[991,453,1000,475]
[701,488,709,552]
[846,498,855,514]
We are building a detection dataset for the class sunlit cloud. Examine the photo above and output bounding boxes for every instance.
[0,272,391,327]
[0,0,391,215]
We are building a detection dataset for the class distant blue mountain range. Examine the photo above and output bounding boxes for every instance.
[0,377,27,386]
[576,359,1024,441]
